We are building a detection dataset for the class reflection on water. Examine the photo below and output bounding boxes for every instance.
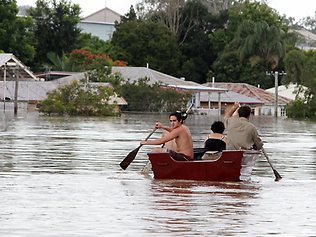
[147,180,259,235]
[0,112,316,236]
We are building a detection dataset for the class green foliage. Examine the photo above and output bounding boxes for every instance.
[284,50,306,85]
[284,49,316,118]
[178,0,215,83]
[47,51,75,71]
[228,0,285,32]
[39,80,119,116]
[286,99,316,119]
[28,0,82,69]
[77,33,127,61]
[0,0,35,63]
[120,78,192,112]
[120,5,138,23]
[112,20,181,76]
[236,20,285,69]
[210,0,290,88]
[47,49,127,76]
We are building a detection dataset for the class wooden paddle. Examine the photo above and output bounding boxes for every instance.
[261,148,282,181]
[119,128,157,170]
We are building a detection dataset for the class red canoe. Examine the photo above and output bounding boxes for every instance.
[148,150,259,181]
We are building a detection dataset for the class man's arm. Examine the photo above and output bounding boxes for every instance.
[141,128,179,145]
[252,129,264,150]
[224,102,240,118]
[155,122,172,132]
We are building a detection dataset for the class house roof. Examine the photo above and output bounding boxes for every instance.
[0,73,126,105]
[0,53,38,81]
[291,29,316,41]
[199,90,264,105]
[290,29,316,50]
[82,7,121,23]
[204,82,291,105]
[266,83,307,100]
[112,66,197,86]
[0,72,85,101]
[6,67,272,107]
[112,66,226,93]
[166,84,227,93]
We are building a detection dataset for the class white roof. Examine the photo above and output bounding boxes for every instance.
[266,83,307,100]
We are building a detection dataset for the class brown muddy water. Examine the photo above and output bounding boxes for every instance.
[0,111,315,236]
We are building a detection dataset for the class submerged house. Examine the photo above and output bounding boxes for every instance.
[111,66,229,116]
[0,54,128,113]
[203,82,291,117]
[0,53,39,111]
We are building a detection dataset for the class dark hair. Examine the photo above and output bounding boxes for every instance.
[169,112,183,123]
[211,121,225,134]
[238,105,251,118]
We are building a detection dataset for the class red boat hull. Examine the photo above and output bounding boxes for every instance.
[148,150,245,181]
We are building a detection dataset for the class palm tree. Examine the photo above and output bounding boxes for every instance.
[237,20,285,70]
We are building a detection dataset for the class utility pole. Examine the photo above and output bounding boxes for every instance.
[266,71,286,117]
[3,62,7,112]
[14,69,19,117]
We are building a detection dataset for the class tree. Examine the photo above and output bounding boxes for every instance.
[112,20,181,75]
[39,80,119,116]
[28,0,81,69]
[178,0,221,83]
[47,49,127,78]
[237,20,285,70]
[76,33,127,62]
[137,0,202,44]
[300,15,316,34]
[120,78,191,112]
[0,0,35,63]
[210,0,289,88]
[121,5,137,23]
[284,49,316,119]
[200,0,237,15]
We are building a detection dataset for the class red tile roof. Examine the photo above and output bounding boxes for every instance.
[204,82,291,105]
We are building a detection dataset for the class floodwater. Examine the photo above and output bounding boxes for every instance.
[0,111,316,236]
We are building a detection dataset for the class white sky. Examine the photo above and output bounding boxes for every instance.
[16,0,316,20]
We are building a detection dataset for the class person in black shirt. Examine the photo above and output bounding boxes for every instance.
[202,121,226,160]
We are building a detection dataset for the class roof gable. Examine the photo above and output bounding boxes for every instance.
[0,53,38,81]
[82,7,121,23]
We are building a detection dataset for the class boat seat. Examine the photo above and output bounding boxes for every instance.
[201,151,222,160]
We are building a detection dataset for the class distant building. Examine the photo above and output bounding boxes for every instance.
[204,82,291,117]
[266,83,307,101]
[290,29,316,51]
[0,53,38,82]
[78,7,121,41]
[18,5,121,42]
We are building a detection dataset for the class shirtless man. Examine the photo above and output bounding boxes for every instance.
[140,112,194,161]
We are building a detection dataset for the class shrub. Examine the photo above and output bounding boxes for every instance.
[39,80,120,116]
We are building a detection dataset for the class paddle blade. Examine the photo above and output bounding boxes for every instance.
[119,146,141,170]
[273,169,282,181]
